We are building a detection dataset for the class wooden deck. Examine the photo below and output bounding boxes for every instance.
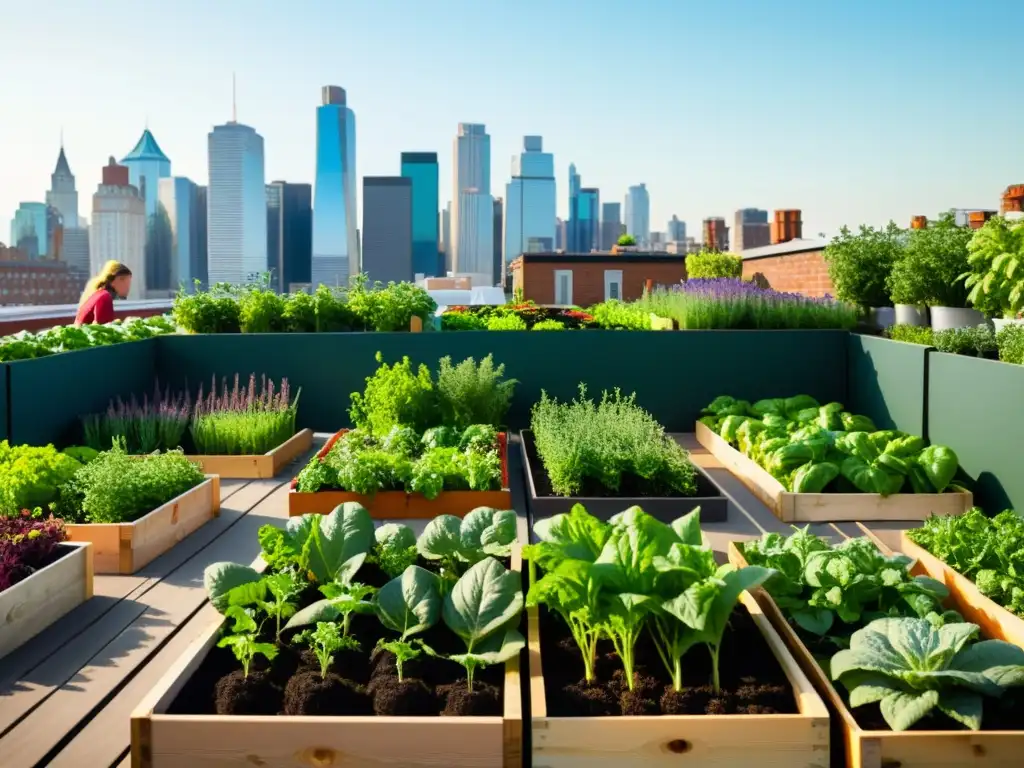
[0,433,902,768]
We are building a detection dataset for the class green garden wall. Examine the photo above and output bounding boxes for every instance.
[0,364,8,442]
[7,340,157,446]
[154,330,850,433]
[927,352,1023,514]
[846,335,930,436]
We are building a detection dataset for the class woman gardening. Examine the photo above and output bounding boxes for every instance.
[75,261,133,325]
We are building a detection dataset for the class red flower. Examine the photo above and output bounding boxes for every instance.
[562,310,594,321]
[447,305,470,313]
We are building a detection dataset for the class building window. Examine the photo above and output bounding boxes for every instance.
[604,269,623,301]
[554,269,573,305]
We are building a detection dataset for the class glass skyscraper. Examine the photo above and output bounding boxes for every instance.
[504,136,556,264]
[312,86,358,286]
[10,202,48,258]
[266,182,312,292]
[451,123,491,279]
[567,163,580,251]
[577,188,600,253]
[400,152,439,278]
[121,129,171,220]
[625,183,651,245]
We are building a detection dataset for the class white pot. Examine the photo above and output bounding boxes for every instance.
[866,306,896,329]
[930,306,985,332]
[993,317,1024,333]
[894,304,928,327]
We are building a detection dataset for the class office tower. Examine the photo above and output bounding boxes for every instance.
[400,152,439,278]
[90,157,145,299]
[567,163,581,251]
[733,208,769,251]
[702,217,729,251]
[157,177,208,291]
[312,85,358,286]
[667,215,686,242]
[451,123,491,277]
[361,177,412,284]
[207,121,267,285]
[46,145,79,228]
[555,218,566,251]
[195,186,208,287]
[266,181,312,292]
[9,203,48,258]
[61,227,90,281]
[576,188,599,252]
[503,136,556,268]
[122,129,172,290]
[493,197,503,286]
[624,184,650,245]
[601,202,622,250]
[440,201,451,273]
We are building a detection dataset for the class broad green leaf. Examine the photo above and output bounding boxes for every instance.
[661,579,721,631]
[284,598,339,629]
[880,689,940,731]
[313,503,374,582]
[950,639,1024,674]
[670,508,702,546]
[204,562,263,613]
[937,689,984,730]
[479,509,517,556]
[442,557,523,648]
[463,627,526,665]
[375,523,416,550]
[532,504,610,562]
[374,565,441,638]
[417,514,463,560]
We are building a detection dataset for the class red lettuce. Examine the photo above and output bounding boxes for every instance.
[0,511,68,591]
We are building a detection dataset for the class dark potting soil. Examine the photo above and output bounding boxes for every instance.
[538,605,798,717]
[522,430,699,499]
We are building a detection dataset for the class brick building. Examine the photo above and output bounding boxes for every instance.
[740,240,833,297]
[510,252,687,306]
[0,244,81,305]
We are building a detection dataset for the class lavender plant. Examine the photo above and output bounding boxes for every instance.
[190,374,300,455]
[81,383,191,454]
[636,279,858,330]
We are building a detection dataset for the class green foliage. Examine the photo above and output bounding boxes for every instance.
[349,354,436,438]
[417,508,517,588]
[440,311,487,331]
[997,323,1024,364]
[960,216,1024,318]
[486,313,527,331]
[932,324,996,357]
[237,279,289,333]
[301,621,353,678]
[685,251,743,279]
[616,234,637,246]
[435,354,516,430]
[832,617,1024,731]
[586,300,652,330]
[824,222,905,307]
[530,319,566,330]
[885,324,934,346]
[0,315,175,363]
[0,442,84,516]
[371,523,418,578]
[530,385,698,497]
[888,213,973,307]
[172,282,242,333]
[347,279,437,332]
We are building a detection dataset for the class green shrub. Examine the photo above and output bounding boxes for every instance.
[997,324,1024,364]
[486,314,527,331]
[885,324,934,346]
[962,216,1024,318]
[933,325,996,357]
[531,319,566,331]
[824,222,904,307]
[441,311,487,331]
[686,251,742,279]
[887,212,971,307]
[587,300,651,330]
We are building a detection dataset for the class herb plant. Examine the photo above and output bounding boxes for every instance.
[435,354,517,430]
[371,523,418,578]
[823,221,904,307]
[885,324,935,346]
[191,374,300,455]
[959,215,1024,318]
[81,383,190,454]
[888,212,973,308]
[0,442,84,516]
[685,251,743,279]
[932,325,997,357]
[305,621,349,678]
[216,606,278,678]
[997,324,1024,364]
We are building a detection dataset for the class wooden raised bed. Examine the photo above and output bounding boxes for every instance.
[695,421,972,523]
[729,540,1024,768]
[0,541,93,659]
[528,590,830,767]
[66,476,220,575]
[183,429,313,479]
[288,430,512,518]
[520,428,729,522]
[130,549,524,768]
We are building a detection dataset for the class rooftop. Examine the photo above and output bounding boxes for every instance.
[739,237,829,259]
[121,128,170,163]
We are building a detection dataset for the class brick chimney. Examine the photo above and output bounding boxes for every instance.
[1002,184,1024,214]
[968,210,997,230]
[910,216,928,229]
[101,156,129,187]
[770,210,802,244]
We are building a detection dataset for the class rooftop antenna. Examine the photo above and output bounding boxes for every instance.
[231,72,237,123]
[59,125,64,148]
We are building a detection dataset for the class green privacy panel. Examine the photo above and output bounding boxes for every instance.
[154,330,849,433]
[7,340,158,447]
[846,335,929,436]
[928,352,1024,514]
[0,364,7,442]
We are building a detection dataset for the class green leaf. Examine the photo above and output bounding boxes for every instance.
[204,562,263,613]
[284,598,340,629]
[531,504,610,563]
[937,689,984,730]
[917,445,960,493]
[442,557,523,649]
[670,508,702,546]
[417,514,463,560]
[374,565,441,638]
[880,689,940,731]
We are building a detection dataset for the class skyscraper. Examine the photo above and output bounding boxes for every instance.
[493,197,503,285]
[91,157,145,299]
[625,184,650,245]
[667,215,686,242]
[567,163,581,251]
[158,177,207,291]
[503,136,556,267]
[10,203,48,258]
[361,177,412,284]
[555,218,566,251]
[207,121,267,285]
[266,182,312,292]
[122,129,172,290]
[733,208,770,251]
[574,188,599,252]
[312,86,358,286]
[451,123,492,279]
[400,152,439,278]
[601,202,622,250]
[440,201,451,273]
[46,145,79,228]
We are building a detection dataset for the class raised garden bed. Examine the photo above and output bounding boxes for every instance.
[696,421,972,522]
[520,429,728,522]
[67,476,220,574]
[184,428,313,479]
[0,541,93,659]
[729,539,1024,768]
[288,429,511,518]
[527,591,829,767]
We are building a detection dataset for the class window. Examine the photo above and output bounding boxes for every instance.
[604,269,623,301]
[554,269,573,305]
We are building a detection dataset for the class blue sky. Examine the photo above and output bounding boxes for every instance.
[2,0,1022,240]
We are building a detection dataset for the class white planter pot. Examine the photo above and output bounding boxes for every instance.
[930,306,985,332]
[993,317,1024,334]
[895,304,928,327]
[866,306,896,329]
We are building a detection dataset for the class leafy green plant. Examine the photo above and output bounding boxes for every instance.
[435,355,517,430]
[237,279,288,333]
[616,235,637,246]
[263,571,301,641]
[440,310,488,331]
[372,523,418,578]
[832,617,1024,731]
[374,565,441,680]
[287,582,376,639]
[997,324,1024,364]
[888,213,972,307]
[347,279,437,332]
[303,621,354,678]
[417,508,517,588]
[0,441,85,516]
[586,300,652,330]
[823,222,905,307]
[959,215,1024,318]
[216,607,278,678]
[932,325,996,357]
[171,281,242,334]
[686,251,743,279]
[530,319,566,330]
[885,324,934,346]
[191,374,300,455]
[486,314,527,331]
[349,353,436,438]
[0,315,175,363]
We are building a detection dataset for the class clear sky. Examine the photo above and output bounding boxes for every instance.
[2,0,1022,241]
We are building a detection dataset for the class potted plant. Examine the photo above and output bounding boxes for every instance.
[823,222,904,328]
[960,215,1024,332]
[610,234,638,254]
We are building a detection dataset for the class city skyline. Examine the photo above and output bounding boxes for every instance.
[3,0,1021,245]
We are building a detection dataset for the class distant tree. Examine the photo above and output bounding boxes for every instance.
[617,234,637,246]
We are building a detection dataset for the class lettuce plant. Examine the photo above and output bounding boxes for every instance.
[371,523,418,578]
[417,508,517,588]
[216,604,278,678]
[832,617,1024,731]
[374,565,441,681]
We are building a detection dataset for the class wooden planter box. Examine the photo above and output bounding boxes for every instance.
[183,429,313,479]
[528,590,830,767]
[695,422,972,523]
[130,552,524,768]
[520,429,729,522]
[288,430,512,519]
[0,541,93,659]
[66,477,220,575]
[728,540,1024,768]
